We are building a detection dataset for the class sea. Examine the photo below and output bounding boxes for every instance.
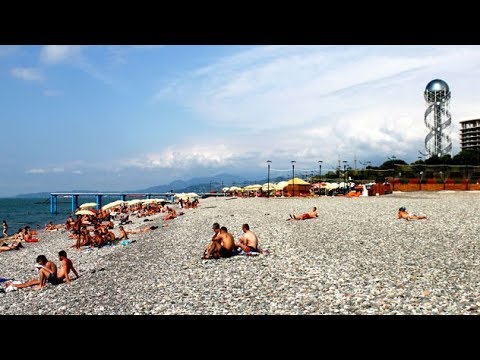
[0,197,98,235]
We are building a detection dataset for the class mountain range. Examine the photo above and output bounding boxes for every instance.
[15,173,288,198]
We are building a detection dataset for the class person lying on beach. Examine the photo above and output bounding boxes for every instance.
[288,207,318,221]
[24,226,39,242]
[235,223,260,253]
[57,250,79,283]
[45,221,61,231]
[203,226,236,259]
[7,255,58,290]
[0,242,22,252]
[127,225,160,235]
[397,207,428,221]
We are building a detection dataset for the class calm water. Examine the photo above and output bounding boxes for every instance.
[0,197,97,235]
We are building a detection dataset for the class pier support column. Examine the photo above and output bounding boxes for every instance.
[71,195,79,213]
[50,194,58,214]
[95,194,103,211]
[146,194,151,199]
[120,194,126,201]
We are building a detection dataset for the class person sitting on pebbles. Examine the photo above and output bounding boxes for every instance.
[397,207,428,221]
[203,225,235,259]
[235,223,260,253]
[7,255,58,290]
[287,207,318,221]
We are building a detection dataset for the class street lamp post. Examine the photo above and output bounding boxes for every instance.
[291,160,296,197]
[318,160,322,181]
[419,171,423,191]
[267,160,272,198]
[343,161,348,194]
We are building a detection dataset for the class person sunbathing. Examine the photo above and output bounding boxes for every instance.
[397,207,428,221]
[45,221,62,231]
[164,207,177,220]
[235,223,260,253]
[117,225,129,240]
[288,207,318,221]
[0,242,22,252]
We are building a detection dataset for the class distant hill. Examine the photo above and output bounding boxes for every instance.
[16,173,290,198]
[137,173,252,193]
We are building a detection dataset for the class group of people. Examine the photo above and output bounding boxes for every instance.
[202,223,260,259]
[5,250,79,290]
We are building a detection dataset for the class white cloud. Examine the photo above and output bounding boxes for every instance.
[72,170,83,174]
[27,168,46,174]
[11,67,43,81]
[40,45,83,64]
[155,45,480,164]
[123,145,237,169]
[26,167,64,174]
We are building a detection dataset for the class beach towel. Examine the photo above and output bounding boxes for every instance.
[5,281,22,292]
[0,277,14,283]
[121,240,136,246]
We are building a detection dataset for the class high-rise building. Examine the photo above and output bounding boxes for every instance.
[460,119,480,151]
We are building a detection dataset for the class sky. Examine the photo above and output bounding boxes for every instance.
[1,45,480,197]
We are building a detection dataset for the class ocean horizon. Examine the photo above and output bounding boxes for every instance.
[0,197,98,235]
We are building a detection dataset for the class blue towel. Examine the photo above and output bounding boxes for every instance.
[0,277,14,283]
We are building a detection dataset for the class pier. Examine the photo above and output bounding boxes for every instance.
[49,192,225,214]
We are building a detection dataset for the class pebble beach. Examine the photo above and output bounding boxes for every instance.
[1,191,480,315]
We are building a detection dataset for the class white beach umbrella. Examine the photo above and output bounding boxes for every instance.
[101,200,125,210]
[126,199,143,206]
[75,209,96,216]
[79,202,97,209]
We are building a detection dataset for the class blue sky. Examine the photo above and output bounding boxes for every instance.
[1,45,480,196]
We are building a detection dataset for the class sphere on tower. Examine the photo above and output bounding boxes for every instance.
[423,79,452,157]
[424,79,451,103]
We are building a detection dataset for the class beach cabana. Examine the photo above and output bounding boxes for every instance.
[284,177,311,196]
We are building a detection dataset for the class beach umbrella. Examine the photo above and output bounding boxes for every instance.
[185,192,199,198]
[261,183,276,191]
[142,199,160,204]
[244,184,262,191]
[286,177,310,185]
[275,181,289,190]
[75,209,96,216]
[79,202,97,209]
[101,200,125,210]
[126,199,143,206]
[229,186,241,191]
[222,187,230,193]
